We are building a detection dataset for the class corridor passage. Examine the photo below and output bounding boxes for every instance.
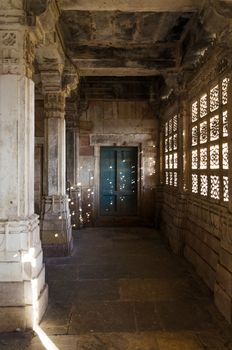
[1,227,232,349]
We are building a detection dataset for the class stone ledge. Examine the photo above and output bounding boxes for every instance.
[219,247,232,273]
[216,263,232,298]
[184,245,215,290]
[215,282,232,323]
[185,231,218,271]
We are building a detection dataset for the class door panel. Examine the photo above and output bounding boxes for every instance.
[100,147,138,216]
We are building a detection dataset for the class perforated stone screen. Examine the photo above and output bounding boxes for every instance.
[190,76,229,202]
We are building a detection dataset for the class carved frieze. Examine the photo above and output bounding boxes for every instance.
[0,27,36,76]
[0,30,20,74]
[0,0,23,12]
[187,47,232,100]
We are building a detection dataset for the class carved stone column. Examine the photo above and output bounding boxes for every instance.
[40,91,73,256]
[0,7,48,331]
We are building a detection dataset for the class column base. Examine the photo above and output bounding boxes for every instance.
[0,215,48,331]
[0,284,48,332]
[40,195,73,257]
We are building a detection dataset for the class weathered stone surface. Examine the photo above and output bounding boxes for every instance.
[184,245,216,291]
[219,247,232,273]
[0,14,48,330]
[2,227,232,349]
[215,283,232,323]
[216,263,232,298]
[40,195,73,256]
[69,99,157,227]
[58,0,200,12]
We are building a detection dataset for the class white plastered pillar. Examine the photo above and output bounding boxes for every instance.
[0,10,48,331]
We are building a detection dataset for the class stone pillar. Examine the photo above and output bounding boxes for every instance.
[0,9,48,330]
[66,127,79,188]
[66,127,81,229]
[214,73,232,323]
[40,92,73,256]
[168,92,189,255]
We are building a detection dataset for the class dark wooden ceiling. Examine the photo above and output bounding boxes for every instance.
[58,0,202,76]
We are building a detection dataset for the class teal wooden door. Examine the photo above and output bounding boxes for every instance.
[100,147,138,216]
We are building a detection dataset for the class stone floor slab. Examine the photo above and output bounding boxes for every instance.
[156,331,203,350]
[134,302,162,331]
[74,280,120,301]
[156,300,214,331]
[119,278,192,301]
[69,301,136,334]
[1,227,232,350]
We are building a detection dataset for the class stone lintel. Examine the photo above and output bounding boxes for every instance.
[58,0,200,12]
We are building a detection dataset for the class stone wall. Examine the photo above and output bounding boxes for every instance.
[161,190,232,322]
[67,99,159,226]
[160,49,232,323]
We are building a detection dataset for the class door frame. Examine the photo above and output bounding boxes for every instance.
[93,140,142,223]
[99,146,138,217]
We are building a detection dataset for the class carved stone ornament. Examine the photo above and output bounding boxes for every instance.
[0,0,23,11]
[187,48,231,99]
[215,57,230,75]
[211,0,232,19]
[62,60,80,97]
[0,30,19,74]
[0,29,35,77]
[2,32,16,46]
[44,92,66,118]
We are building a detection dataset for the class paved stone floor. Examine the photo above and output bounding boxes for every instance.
[1,227,232,350]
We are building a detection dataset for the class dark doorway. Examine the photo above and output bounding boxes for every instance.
[100,147,138,216]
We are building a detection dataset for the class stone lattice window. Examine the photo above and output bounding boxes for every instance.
[164,115,178,187]
[190,77,229,202]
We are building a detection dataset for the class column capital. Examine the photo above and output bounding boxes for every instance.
[44,91,66,119]
[41,61,79,118]
[40,59,79,98]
